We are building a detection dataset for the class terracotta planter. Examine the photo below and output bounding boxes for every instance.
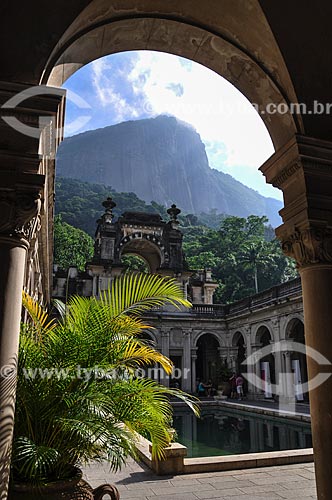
[9,468,120,499]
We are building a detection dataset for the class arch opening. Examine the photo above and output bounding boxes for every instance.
[256,326,275,398]
[44,11,299,150]
[119,237,162,274]
[196,333,220,388]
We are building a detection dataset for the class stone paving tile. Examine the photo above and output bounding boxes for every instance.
[194,489,244,499]
[222,495,282,500]
[281,480,316,490]
[294,471,316,480]
[120,491,157,499]
[212,480,260,490]
[247,475,312,486]
[197,476,254,486]
[150,482,215,495]
[170,478,201,486]
[147,494,197,500]
[237,484,290,494]
[116,485,155,498]
[82,458,317,500]
[274,488,317,499]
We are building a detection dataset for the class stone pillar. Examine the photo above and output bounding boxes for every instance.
[0,185,42,498]
[191,350,197,393]
[182,330,192,392]
[160,330,170,387]
[249,344,263,398]
[260,134,332,500]
[244,330,255,397]
[283,351,294,396]
[0,82,65,499]
[271,318,282,395]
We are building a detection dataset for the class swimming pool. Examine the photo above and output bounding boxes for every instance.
[173,407,312,458]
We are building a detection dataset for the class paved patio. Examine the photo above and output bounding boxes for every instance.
[83,458,317,500]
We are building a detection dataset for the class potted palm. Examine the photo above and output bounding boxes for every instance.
[9,274,199,499]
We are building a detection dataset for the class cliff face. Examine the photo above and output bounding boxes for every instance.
[56,115,282,226]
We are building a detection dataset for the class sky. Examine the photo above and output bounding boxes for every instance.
[62,50,281,200]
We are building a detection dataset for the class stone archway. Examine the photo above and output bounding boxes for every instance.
[120,237,161,274]
[255,325,275,398]
[42,1,300,150]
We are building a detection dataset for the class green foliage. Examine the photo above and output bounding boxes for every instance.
[54,177,297,304]
[121,255,149,273]
[13,276,198,485]
[54,215,94,271]
[183,215,298,303]
[55,177,168,236]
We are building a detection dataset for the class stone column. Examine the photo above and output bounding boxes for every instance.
[0,184,43,499]
[244,330,256,397]
[270,317,282,395]
[248,344,263,398]
[260,134,332,500]
[191,350,197,393]
[0,82,65,499]
[283,351,293,395]
[182,330,192,392]
[160,330,170,387]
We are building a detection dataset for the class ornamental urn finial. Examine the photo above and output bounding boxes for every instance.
[167,204,181,221]
[102,197,116,223]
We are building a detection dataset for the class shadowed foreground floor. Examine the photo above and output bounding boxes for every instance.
[83,458,317,500]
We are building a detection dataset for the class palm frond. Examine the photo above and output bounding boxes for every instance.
[101,273,191,317]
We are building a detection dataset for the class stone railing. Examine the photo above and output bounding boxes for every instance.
[192,277,302,318]
[191,304,226,317]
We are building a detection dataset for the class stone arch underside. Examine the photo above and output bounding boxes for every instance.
[119,237,162,273]
[231,330,247,347]
[43,0,302,150]
[254,323,273,344]
[194,330,223,349]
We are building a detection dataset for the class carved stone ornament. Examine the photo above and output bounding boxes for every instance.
[281,227,332,267]
[271,161,302,189]
[0,190,41,240]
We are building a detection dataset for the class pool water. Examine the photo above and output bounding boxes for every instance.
[173,408,312,458]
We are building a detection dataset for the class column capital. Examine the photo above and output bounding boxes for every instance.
[261,134,332,268]
[0,171,43,246]
[278,225,332,267]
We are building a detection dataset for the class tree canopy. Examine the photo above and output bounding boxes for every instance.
[54,177,297,303]
[182,215,297,303]
[54,215,94,271]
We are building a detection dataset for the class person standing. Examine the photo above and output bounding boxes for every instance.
[236,373,244,400]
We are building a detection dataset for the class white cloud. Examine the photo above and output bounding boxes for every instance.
[91,59,139,121]
[125,51,279,199]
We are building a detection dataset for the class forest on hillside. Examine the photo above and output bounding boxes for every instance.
[54,177,297,304]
